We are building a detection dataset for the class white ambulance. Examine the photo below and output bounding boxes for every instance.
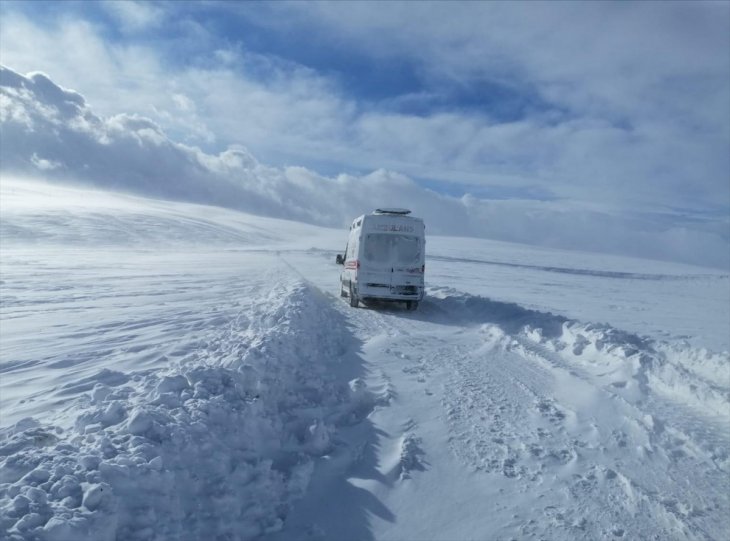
[336,208,425,310]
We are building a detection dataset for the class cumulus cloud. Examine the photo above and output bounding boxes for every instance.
[217,1,730,209]
[30,153,62,171]
[1,66,728,269]
[2,4,727,218]
[0,66,419,228]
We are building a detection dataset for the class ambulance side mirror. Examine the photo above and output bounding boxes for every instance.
[335,254,344,265]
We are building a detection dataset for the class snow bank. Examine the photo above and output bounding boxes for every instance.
[550,322,730,418]
[0,281,360,541]
[426,287,730,419]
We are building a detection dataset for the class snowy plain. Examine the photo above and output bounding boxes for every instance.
[1,178,729,540]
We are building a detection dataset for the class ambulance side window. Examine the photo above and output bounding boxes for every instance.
[346,234,358,260]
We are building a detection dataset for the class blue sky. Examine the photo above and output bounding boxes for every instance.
[1,1,729,266]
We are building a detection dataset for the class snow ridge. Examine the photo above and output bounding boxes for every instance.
[0,281,358,541]
[426,286,730,423]
[419,288,729,539]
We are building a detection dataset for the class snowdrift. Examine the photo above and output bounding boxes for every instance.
[425,287,730,427]
[0,281,364,541]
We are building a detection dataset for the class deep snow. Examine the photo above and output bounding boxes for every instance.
[1,179,729,540]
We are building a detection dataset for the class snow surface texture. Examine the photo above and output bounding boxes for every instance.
[1,179,729,540]
[0,278,369,541]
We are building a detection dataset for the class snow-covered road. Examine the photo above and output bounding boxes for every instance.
[1,180,728,540]
[277,251,730,541]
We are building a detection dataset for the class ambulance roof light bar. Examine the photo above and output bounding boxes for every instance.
[373,208,411,215]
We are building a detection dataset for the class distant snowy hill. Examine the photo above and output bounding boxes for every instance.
[0,177,335,248]
[1,179,728,540]
[2,65,729,269]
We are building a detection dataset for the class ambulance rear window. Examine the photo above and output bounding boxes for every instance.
[395,235,420,263]
[363,234,421,264]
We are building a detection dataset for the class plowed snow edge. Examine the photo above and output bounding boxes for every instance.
[0,281,363,541]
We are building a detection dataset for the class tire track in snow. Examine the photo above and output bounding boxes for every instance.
[515,334,730,469]
[515,336,729,540]
[437,326,722,539]
[420,299,727,540]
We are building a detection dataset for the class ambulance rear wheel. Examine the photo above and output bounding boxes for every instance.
[349,283,359,308]
[340,281,347,297]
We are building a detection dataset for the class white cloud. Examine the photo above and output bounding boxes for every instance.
[172,93,195,112]
[101,0,163,32]
[1,5,727,220]
[31,153,62,171]
[221,1,730,208]
[1,66,728,269]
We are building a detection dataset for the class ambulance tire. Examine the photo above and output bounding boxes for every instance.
[407,301,419,311]
[349,283,359,308]
[340,281,347,297]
